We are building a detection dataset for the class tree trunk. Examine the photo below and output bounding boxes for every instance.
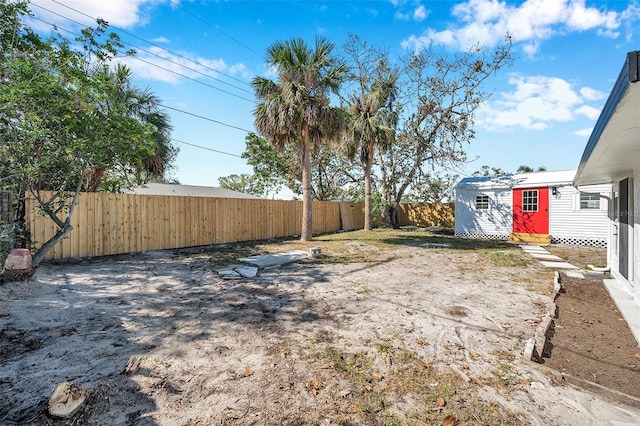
[363,146,373,231]
[31,224,73,268]
[85,167,106,192]
[300,126,313,241]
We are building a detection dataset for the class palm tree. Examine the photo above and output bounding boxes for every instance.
[85,64,175,191]
[342,71,398,230]
[252,37,347,241]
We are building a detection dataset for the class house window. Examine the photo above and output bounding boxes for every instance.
[522,190,538,212]
[580,194,600,210]
[475,195,489,209]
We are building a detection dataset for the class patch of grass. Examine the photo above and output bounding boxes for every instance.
[320,345,374,381]
[488,350,523,388]
[375,339,394,354]
[483,250,533,267]
[311,331,332,344]
[306,343,524,425]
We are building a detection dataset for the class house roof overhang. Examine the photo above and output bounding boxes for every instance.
[573,51,640,188]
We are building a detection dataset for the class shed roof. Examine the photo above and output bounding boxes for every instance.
[127,183,263,199]
[456,169,577,190]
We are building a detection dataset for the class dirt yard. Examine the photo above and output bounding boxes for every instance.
[1,230,639,425]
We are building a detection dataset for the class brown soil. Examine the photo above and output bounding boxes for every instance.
[544,245,640,399]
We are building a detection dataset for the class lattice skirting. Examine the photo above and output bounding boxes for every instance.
[454,232,508,240]
[455,232,607,248]
[551,236,607,248]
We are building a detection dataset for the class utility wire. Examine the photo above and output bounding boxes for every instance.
[30,13,255,103]
[159,104,253,133]
[26,15,255,157]
[48,0,252,88]
[171,138,243,158]
[168,0,262,58]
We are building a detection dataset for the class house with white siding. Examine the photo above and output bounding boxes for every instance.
[573,50,640,343]
[455,170,610,246]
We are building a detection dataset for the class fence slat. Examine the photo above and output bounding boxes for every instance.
[22,192,454,261]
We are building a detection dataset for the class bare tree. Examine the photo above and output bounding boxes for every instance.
[378,37,513,227]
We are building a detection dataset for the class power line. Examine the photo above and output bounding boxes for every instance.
[159,104,253,133]
[171,138,243,158]
[47,0,253,88]
[132,55,254,102]
[29,12,255,104]
[26,15,257,151]
[168,0,262,58]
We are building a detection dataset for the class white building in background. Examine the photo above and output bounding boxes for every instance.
[455,170,610,247]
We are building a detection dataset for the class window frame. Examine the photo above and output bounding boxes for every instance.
[580,193,600,210]
[521,190,538,212]
[475,194,489,210]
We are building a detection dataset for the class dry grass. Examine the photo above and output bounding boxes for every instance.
[302,339,525,425]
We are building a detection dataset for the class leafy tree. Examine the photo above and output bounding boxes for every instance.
[252,37,347,240]
[84,64,176,191]
[471,165,509,177]
[241,132,291,197]
[341,35,398,230]
[516,165,547,174]
[404,173,460,203]
[0,1,162,267]
[377,38,513,227]
[218,174,263,196]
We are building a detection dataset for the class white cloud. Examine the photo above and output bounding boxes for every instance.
[30,0,159,29]
[394,2,430,22]
[402,0,628,52]
[413,5,428,21]
[574,127,593,137]
[152,36,170,44]
[579,86,606,101]
[395,11,410,21]
[118,47,246,85]
[477,74,604,131]
[574,104,601,120]
[365,8,379,18]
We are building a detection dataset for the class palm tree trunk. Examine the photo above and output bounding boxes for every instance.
[364,145,374,231]
[301,126,313,241]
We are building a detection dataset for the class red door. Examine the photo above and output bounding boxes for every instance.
[513,187,549,234]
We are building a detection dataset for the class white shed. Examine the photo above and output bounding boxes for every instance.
[455,170,610,246]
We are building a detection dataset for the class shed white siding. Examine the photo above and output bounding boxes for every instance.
[455,185,512,240]
[455,170,610,246]
[548,183,610,247]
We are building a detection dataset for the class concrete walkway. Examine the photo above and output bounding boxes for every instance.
[519,244,584,278]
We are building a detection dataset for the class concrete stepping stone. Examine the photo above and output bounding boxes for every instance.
[539,261,578,269]
[566,270,585,279]
[235,266,258,278]
[529,253,563,261]
[239,250,308,268]
[520,246,550,254]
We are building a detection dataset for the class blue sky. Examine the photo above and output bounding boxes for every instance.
[28,0,640,196]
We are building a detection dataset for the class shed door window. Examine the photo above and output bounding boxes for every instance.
[580,194,600,210]
[522,190,538,212]
[475,195,489,209]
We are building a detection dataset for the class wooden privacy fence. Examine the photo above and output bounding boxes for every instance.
[398,202,455,228]
[0,191,13,225]
[26,192,365,260]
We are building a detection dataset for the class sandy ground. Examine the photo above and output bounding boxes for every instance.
[1,242,640,425]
